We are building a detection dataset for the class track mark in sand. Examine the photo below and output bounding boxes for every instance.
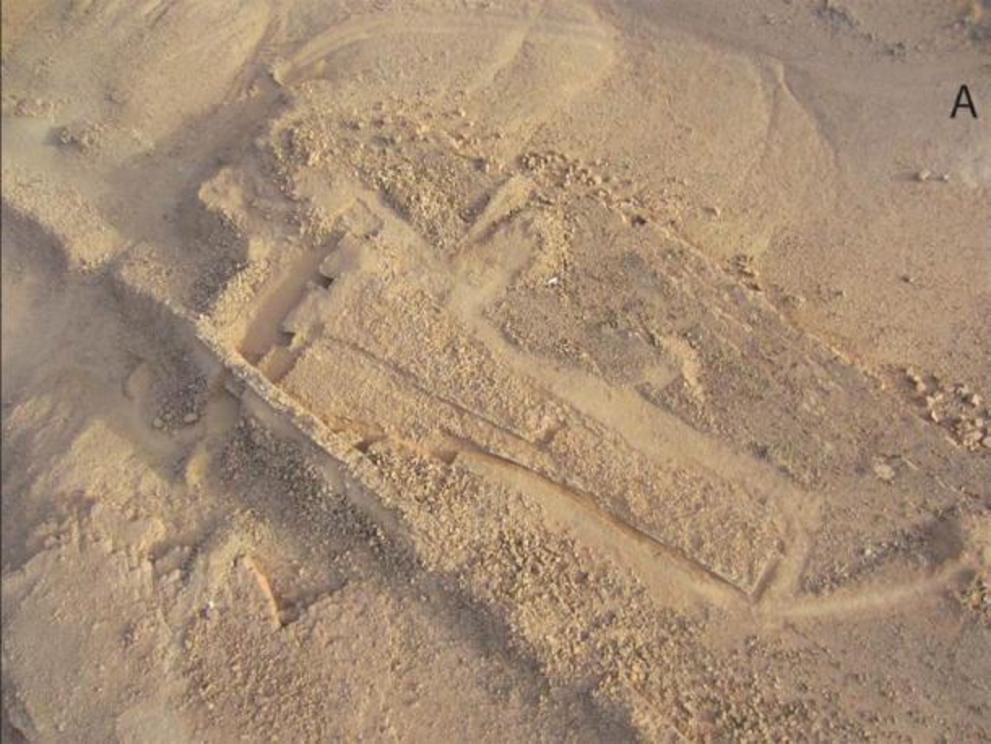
[769,563,973,621]
[435,432,909,623]
[437,433,751,608]
[279,11,614,85]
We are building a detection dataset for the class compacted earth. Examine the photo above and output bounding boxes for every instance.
[2,0,989,740]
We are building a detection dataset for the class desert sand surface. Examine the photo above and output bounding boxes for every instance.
[1,0,990,740]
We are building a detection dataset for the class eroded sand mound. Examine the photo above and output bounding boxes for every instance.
[2,0,989,741]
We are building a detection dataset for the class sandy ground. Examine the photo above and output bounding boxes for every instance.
[2,0,990,741]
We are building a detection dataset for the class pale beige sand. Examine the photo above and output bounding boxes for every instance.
[2,0,990,741]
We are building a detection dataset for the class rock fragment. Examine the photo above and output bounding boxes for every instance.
[872,462,895,482]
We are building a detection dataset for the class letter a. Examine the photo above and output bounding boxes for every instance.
[951,85,977,119]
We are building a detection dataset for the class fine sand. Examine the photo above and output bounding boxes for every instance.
[2,0,989,740]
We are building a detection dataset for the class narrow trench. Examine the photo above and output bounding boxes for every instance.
[237,243,337,364]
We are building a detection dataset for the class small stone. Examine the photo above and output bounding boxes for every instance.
[152,417,164,429]
[982,436,991,449]
[967,394,982,407]
[183,412,200,424]
[872,463,895,482]
[915,169,931,182]
[962,430,982,446]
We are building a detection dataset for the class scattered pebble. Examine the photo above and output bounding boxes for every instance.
[914,169,950,184]
[872,463,895,482]
[961,429,983,447]
[183,412,200,424]
[909,372,991,451]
